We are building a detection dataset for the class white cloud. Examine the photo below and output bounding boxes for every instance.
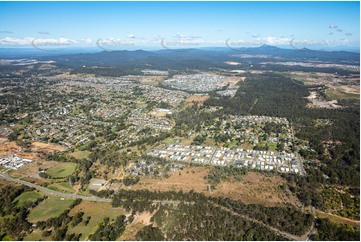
[263,36,292,45]
[0,37,94,46]
[128,34,136,39]
[329,24,338,29]
[0,37,33,45]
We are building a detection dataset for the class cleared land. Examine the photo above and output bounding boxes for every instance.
[69,150,91,160]
[68,201,126,240]
[325,87,360,100]
[13,190,44,207]
[123,167,300,207]
[31,141,66,153]
[185,95,210,106]
[117,211,156,241]
[9,160,59,179]
[316,209,360,227]
[45,162,77,178]
[24,229,51,241]
[27,196,75,223]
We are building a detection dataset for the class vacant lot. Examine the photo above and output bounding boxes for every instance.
[27,196,75,223]
[131,166,210,193]
[185,95,210,106]
[118,211,156,241]
[24,229,51,241]
[129,167,300,207]
[68,201,127,240]
[9,160,58,179]
[46,162,77,178]
[316,209,360,227]
[31,141,66,153]
[212,172,300,206]
[325,86,360,100]
[69,150,91,160]
[14,190,44,207]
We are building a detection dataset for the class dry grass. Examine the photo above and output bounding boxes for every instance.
[68,201,126,240]
[316,209,360,227]
[117,211,157,241]
[8,160,58,179]
[118,222,146,241]
[122,167,300,207]
[129,166,209,193]
[185,95,210,106]
[211,172,300,206]
[31,141,66,153]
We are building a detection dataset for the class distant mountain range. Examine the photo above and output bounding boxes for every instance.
[1,45,359,71]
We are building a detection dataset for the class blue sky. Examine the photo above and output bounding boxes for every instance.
[0,1,359,51]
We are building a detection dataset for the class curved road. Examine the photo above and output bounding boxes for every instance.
[0,172,191,206]
[0,172,112,203]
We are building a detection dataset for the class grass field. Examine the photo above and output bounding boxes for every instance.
[27,196,75,223]
[13,190,44,207]
[47,181,75,194]
[267,142,277,151]
[325,88,360,100]
[69,150,91,160]
[67,201,127,240]
[45,162,77,178]
[23,229,51,241]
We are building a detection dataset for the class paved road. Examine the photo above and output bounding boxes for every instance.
[290,123,306,176]
[0,172,194,206]
[0,172,112,203]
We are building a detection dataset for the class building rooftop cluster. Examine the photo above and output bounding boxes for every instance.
[127,160,184,178]
[128,108,174,131]
[216,89,238,97]
[148,144,303,174]
[0,155,33,170]
[163,74,228,92]
[141,69,169,76]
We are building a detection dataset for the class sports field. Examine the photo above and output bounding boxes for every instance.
[45,162,77,178]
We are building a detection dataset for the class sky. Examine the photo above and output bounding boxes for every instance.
[0,1,359,51]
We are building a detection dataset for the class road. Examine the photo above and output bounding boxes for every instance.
[305,206,316,241]
[0,172,194,206]
[290,122,307,176]
[211,201,310,241]
[0,172,112,203]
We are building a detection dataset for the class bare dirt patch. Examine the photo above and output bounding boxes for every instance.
[128,166,210,193]
[185,95,210,106]
[31,141,66,153]
[307,91,341,109]
[139,76,167,85]
[8,160,59,179]
[117,210,158,241]
[211,172,300,207]
[124,167,300,207]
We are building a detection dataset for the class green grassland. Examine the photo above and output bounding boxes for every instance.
[69,150,91,160]
[47,181,75,194]
[46,162,77,178]
[13,190,44,207]
[24,229,51,241]
[267,142,277,151]
[27,196,75,223]
[67,201,126,240]
[325,88,360,100]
